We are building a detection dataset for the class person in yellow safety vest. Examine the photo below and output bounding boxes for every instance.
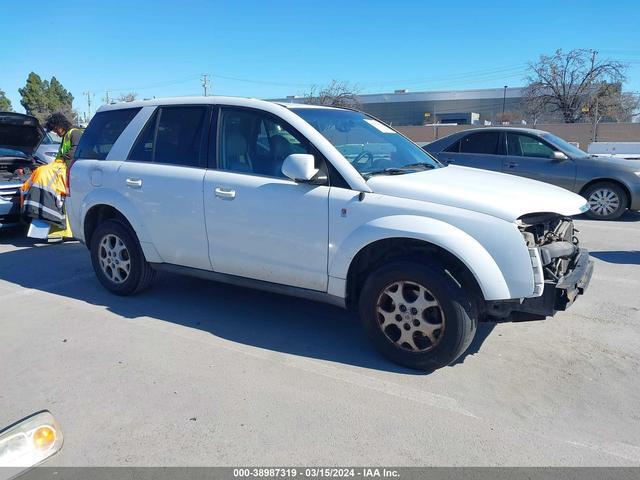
[20,113,83,241]
[45,112,83,169]
[46,113,83,240]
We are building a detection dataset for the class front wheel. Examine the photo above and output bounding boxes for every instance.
[358,260,477,371]
[90,219,156,295]
[583,182,628,220]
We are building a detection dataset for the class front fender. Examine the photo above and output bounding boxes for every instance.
[79,188,162,263]
[329,215,521,301]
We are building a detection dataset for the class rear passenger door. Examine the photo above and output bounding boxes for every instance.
[118,105,212,269]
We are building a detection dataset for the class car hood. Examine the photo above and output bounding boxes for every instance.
[579,155,640,170]
[0,112,44,156]
[366,165,588,222]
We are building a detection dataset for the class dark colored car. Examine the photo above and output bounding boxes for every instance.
[423,127,640,220]
[0,112,45,228]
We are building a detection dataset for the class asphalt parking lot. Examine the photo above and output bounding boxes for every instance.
[1,212,639,467]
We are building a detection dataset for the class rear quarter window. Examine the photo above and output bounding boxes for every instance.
[75,108,141,160]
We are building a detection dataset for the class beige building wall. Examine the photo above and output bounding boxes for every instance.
[398,123,640,150]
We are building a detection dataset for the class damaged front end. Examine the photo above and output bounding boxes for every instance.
[488,213,594,320]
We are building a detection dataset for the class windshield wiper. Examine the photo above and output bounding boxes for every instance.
[362,168,408,178]
[363,163,437,179]
[399,162,436,170]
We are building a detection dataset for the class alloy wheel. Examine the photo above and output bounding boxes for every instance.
[98,234,131,284]
[375,280,445,352]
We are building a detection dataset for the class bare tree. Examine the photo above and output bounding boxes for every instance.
[117,92,138,102]
[303,80,361,109]
[522,86,548,125]
[524,49,627,123]
[586,85,640,123]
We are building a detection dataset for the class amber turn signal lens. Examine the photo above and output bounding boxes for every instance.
[32,426,56,451]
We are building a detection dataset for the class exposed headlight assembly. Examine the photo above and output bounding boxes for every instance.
[0,411,63,471]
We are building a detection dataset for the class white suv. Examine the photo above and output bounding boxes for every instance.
[67,97,593,371]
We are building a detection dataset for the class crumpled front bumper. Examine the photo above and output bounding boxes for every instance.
[515,248,594,317]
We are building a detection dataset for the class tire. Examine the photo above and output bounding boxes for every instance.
[583,182,628,220]
[90,219,156,295]
[358,260,477,371]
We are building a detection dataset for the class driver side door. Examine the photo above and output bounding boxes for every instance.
[203,107,330,291]
[501,132,576,191]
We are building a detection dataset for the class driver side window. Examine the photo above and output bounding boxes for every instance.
[218,108,312,178]
[507,133,555,158]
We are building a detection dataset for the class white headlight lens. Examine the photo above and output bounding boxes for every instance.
[634,171,640,177]
[0,411,63,468]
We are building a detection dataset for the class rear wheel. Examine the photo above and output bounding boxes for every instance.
[90,219,156,295]
[583,182,627,220]
[358,260,477,371]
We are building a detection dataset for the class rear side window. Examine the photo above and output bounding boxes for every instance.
[444,139,460,153]
[128,106,208,167]
[75,108,140,160]
[459,132,500,155]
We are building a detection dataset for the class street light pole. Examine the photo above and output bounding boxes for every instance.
[501,85,508,123]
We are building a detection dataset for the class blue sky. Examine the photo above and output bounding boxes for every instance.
[2,0,639,117]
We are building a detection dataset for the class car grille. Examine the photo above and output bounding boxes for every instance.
[0,184,20,203]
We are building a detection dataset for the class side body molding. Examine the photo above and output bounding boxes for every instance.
[329,215,514,301]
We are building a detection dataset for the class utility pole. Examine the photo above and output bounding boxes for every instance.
[83,91,93,120]
[501,85,508,123]
[105,90,111,104]
[590,50,599,143]
[201,74,210,96]
[592,95,599,143]
[433,102,438,140]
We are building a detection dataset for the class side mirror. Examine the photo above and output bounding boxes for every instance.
[282,154,319,182]
[551,151,569,161]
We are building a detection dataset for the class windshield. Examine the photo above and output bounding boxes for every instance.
[43,131,62,144]
[293,108,442,178]
[542,133,588,158]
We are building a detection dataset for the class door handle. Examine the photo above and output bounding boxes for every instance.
[214,187,236,199]
[506,161,519,168]
[125,177,143,188]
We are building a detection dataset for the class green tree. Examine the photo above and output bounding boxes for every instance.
[18,72,74,122]
[0,89,12,111]
[19,72,49,121]
[46,76,74,116]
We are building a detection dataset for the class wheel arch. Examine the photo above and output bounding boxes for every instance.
[579,178,631,208]
[80,190,162,263]
[344,237,486,311]
[331,215,515,307]
[84,204,136,247]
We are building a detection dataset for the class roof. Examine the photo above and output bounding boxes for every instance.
[96,96,342,113]
[451,126,550,135]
